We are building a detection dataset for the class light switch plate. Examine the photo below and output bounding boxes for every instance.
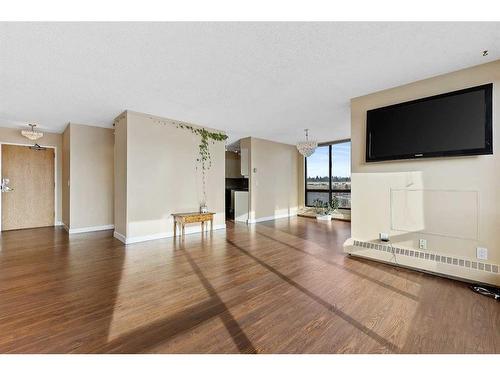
[476,247,488,260]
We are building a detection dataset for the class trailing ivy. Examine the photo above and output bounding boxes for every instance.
[176,123,228,204]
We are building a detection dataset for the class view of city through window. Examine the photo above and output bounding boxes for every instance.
[305,141,351,208]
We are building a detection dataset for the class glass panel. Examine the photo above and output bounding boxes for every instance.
[306,191,329,207]
[305,141,351,208]
[306,145,329,190]
[333,192,351,209]
[331,142,351,191]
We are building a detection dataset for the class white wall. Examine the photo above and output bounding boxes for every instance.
[114,111,226,243]
[246,137,299,223]
[67,123,114,231]
[347,60,500,286]
[114,113,128,237]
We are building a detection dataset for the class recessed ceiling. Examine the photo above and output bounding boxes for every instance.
[1,22,499,144]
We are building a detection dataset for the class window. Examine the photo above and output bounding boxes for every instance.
[305,140,351,209]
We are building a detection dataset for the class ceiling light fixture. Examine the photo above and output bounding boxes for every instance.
[21,124,44,141]
[296,129,318,157]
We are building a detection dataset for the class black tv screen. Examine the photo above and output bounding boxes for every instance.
[366,83,493,162]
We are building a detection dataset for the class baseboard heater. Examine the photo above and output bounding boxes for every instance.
[346,239,499,286]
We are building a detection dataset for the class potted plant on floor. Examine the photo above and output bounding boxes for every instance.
[313,199,329,220]
[314,196,340,221]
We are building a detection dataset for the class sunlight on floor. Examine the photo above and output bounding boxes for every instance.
[107,246,212,342]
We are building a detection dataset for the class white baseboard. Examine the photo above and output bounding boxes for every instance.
[55,221,64,226]
[247,212,297,224]
[65,224,115,234]
[113,231,127,243]
[113,224,227,245]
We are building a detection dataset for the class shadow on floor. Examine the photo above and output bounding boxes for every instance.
[225,238,400,353]
[101,238,256,354]
[254,229,419,301]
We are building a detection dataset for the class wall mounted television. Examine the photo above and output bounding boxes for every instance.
[366,83,493,162]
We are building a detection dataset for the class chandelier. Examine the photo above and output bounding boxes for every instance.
[296,129,317,157]
[21,124,44,141]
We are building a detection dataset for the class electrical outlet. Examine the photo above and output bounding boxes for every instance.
[379,232,389,242]
[476,247,488,260]
[419,239,427,250]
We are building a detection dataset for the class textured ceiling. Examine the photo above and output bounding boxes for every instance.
[1,22,499,144]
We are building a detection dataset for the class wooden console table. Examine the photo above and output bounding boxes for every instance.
[172,212,215,237]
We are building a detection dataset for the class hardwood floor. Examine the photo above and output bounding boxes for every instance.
[0,217,498,353]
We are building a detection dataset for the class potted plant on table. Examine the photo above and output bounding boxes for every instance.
[175,123,228,213]
[314,196,340,221]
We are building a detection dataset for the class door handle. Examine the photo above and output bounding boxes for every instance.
[1,178,14,192]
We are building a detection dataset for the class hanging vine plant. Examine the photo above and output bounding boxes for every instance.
[176,123,228,205]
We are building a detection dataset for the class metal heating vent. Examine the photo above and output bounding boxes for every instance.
[352,240,499,274]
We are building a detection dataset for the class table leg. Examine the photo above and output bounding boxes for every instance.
[174,219,177,237]
[201,222,204,232]
[210,218,213,232]
[182,223,185,237]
